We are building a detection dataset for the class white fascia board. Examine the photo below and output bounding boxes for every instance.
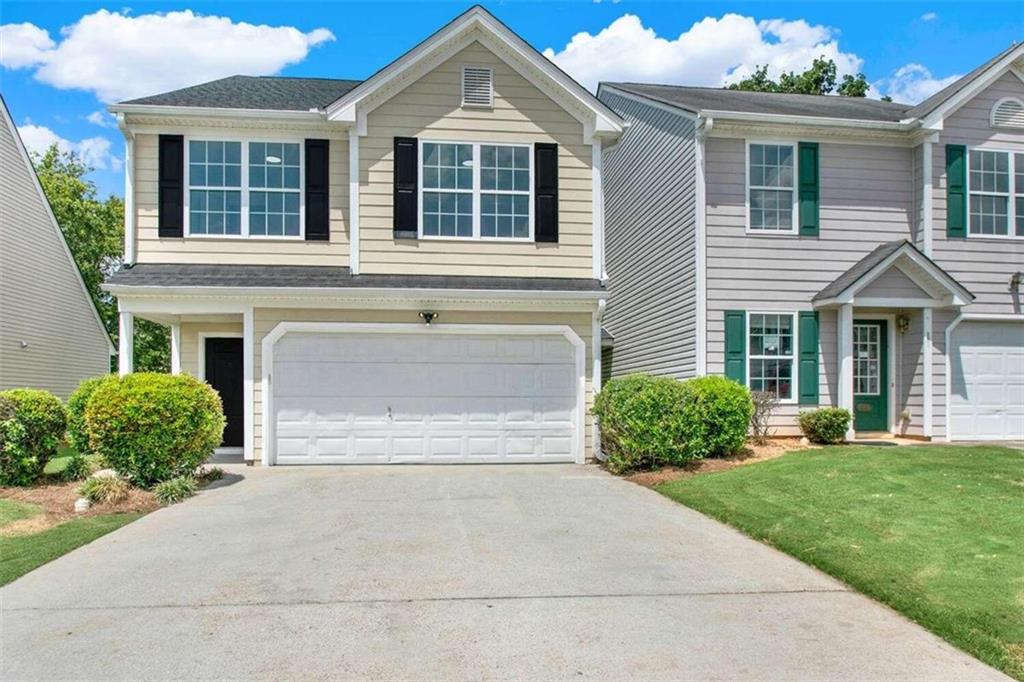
[108,103,328,122]
[701,109,916,132]
[104,284,606,303]
[919,45,1024,128]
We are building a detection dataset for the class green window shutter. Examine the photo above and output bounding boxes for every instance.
[798,142,819,236]
[797,311,820,405]
[946,144,967,238]
[724,310,746,385]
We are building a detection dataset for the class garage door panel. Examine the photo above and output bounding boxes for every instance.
[271,330,579,464]
[950,321,1024,440]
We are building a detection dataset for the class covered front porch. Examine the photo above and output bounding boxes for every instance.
[813,241,974,440]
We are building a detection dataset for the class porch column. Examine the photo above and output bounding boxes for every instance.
[118,310,134,375]
[170,324,182,375]
[838,303,855,440]
[923,308,933,437]
[243,307,255,462]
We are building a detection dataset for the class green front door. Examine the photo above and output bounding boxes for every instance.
[853,320,888,432]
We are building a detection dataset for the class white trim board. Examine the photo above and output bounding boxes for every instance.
[196,332,243,381]
[260,322,588,466]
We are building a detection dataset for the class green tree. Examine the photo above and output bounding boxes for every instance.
[32,146,169,372]
[729,56,872,98]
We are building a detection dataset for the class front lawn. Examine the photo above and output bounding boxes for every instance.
[657,444,1024,679]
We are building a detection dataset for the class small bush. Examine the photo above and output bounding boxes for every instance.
[67,376,114,456]
[749,391,779,445]
[154,476,197,505]
[0,389,68,486]
[61,453,95,482]
[78,475,131,505]
[85,373,225,488]
[676,376,754,459]
[798,407,852,444]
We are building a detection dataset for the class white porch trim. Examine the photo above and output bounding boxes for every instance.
[837,304,855,440]
[118,309,134,375]
[170,324,182,375]
[923,307,933,437]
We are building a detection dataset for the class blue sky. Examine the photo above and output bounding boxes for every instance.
[2,1,1021,197]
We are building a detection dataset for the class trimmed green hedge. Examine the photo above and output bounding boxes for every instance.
[0,389,68,486]
[593,374,753,474]
[798,407,852,444]
[85,373,224,488]
[66,375,113,457]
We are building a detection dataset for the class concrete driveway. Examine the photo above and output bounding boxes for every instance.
[1,464,1005,681]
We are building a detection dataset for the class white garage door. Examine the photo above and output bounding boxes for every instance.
[950,320,1024,440]
[270,330,580,464]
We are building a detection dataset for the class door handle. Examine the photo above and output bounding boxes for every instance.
[386,405,393,422]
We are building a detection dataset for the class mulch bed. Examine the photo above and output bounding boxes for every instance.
[0,481,158,536]
[624,438,814,487]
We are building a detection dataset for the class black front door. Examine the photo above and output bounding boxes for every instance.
[205,338,243,448]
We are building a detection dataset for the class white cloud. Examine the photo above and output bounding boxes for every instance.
[542,13,864,92]
[0,9,335,102]
[874,63,960,104]
[920,12,938,22]
[18,123,122,171]
[86,110,116,128]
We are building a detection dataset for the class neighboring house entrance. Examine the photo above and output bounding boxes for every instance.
[265,324,583,464]
[949,320,1024,440]
[204,337,244,449]
[853,320,888,432]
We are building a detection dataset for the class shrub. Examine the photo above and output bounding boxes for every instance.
[798,407,852,444]
[67,376,114,456]
[154,476,197,505]
[749,390,779,445]
[78,475,131,505]
[61,453,94,482]
[85,373,224,488]
[594,374,753,473]
[0,389,67,486]
[676,376,754,459]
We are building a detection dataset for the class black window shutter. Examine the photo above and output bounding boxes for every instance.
[393,137,418,239]
[158,135,184,238]
[305,139,329,241]
[534,142,559,243]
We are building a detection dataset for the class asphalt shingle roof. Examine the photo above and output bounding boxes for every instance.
[106,264,605,292]
[813,241,908,301]
[603,83,914,122]
[122,76,363,111]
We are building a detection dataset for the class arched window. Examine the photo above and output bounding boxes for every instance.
[990,97,1024,128]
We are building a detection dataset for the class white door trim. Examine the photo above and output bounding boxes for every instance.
[198,332,245,457]
[851,313,898,434]
[260,322,587,466]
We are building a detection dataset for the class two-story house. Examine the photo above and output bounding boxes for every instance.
[598,44,1024,442]
[104,6,624,465]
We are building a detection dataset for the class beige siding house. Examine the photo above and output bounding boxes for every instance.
[105,7,622,465]
[0,96,113,398]
[599,44,1024,442]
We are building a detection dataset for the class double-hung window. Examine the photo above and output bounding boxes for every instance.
[748,313,795,400]
[968,149,1024,238]
[186,139,303,238]
[420,140,532,240]
[748,143,796,233]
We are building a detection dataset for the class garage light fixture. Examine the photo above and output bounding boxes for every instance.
[418,311,439,326]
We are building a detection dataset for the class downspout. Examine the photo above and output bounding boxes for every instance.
[695,116,713,376]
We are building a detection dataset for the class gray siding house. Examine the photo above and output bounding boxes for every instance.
[598,45,1024,441]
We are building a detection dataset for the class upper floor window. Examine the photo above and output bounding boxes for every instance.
[420,140,532,240]
[748,143,796,233]
[186,139,303,239]
[968,149,1024,238]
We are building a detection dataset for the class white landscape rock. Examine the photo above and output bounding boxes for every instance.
[90,468,118,479]
[74,498,91,513]
[800,437,811,446]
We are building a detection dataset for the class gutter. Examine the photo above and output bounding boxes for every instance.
[107,103,329,122]
[102,283,608,302]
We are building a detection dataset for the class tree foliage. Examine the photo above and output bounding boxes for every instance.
[728,57,872,98]
[32,146,169,372]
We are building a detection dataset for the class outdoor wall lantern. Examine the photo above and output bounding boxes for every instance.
[896,314,911,335]
[418,311,439,326]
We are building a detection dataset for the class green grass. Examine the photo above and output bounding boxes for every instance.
[0,513,143,586]
[0,498,42,526]
[42,447,78,476]
[657,444,1024,680]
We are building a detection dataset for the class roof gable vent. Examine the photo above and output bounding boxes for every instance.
[462,66,493,108]
[991,97,1024,128]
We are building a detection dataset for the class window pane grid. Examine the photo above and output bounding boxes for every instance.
[969,149,1012,237]
[853,325,880,396]
[749,144,794,232]
[748,313,794,400]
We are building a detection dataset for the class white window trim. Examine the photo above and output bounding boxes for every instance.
[965,146,1023,241]
[184,134,306,241]
[746,310,799,404]
[417,139,534,242]
[745,140,799,235]
[461,65,494,109]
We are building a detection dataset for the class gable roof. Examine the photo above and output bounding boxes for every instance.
[122,75,361,111]
[0,96,115,354]
[905,42,1024,120]
[602,83,912,122]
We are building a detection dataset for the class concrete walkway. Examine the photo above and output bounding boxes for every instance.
[1,464,1006,680]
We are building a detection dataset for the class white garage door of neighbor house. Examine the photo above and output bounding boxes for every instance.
[950,321,1024,440]
[270,331,580,464]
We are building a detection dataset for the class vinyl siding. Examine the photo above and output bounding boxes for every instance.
[0,105,111,398]
[931,71,1024,314]
[705,137,915,433]
[859,267,932,299]
[252,308,595,463]
[133,132,350,266]
[598,90,698,378]
[899,310,926,437]
[358,41,594,277]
